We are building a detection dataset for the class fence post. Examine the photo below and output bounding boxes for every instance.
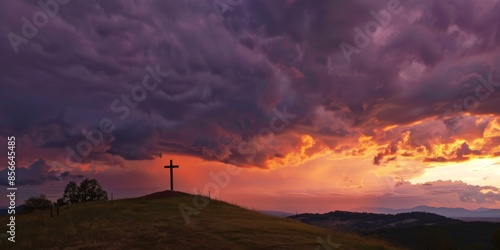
[56,204,59,216]
[50,205,53,218]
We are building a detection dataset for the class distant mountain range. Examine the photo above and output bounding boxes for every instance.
[354,205,500,218]
[289,211,460,231]
[289,210,500,249]
[259,206,500,219]
[259,210,294,218]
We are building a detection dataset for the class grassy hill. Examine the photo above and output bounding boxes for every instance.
[0,191,398,250]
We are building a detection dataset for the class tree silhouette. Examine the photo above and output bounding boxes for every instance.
[24,195,52,212]
[58,178,108,205]
[60,181,80,205]
[79,178,108,202]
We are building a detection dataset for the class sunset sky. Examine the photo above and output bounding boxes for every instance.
[1,0,500,213]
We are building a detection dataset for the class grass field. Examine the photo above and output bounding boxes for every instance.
[0,191,399,250]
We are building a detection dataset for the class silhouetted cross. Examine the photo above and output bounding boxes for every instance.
[164,160,179,191]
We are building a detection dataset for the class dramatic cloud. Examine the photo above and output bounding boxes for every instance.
[0,0,499,212]
[403,180,500,204]
[0,159,83,186]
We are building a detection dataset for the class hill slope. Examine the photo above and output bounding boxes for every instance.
[0,191,396,250]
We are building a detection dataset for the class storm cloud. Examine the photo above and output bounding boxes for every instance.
[1,0,500,169]
[0,159,82,186]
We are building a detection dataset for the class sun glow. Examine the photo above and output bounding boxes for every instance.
[410,157,500,187]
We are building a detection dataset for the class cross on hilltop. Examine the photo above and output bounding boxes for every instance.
[164,159,179,191]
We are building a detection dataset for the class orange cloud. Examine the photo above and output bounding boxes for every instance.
[265,135,330,169]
